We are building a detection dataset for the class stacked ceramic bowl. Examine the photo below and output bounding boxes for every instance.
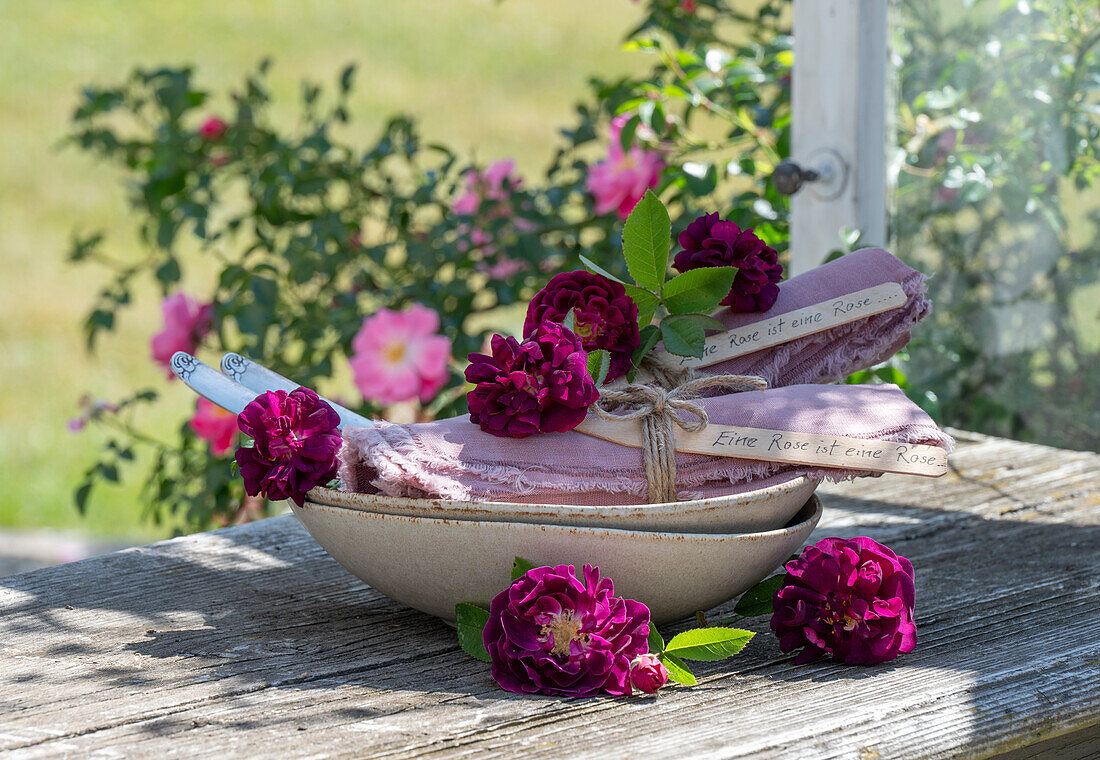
[293,474,822,625]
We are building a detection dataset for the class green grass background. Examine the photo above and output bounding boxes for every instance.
[0,0,642,540]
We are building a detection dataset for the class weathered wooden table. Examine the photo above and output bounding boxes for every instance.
[2,431,1097,759]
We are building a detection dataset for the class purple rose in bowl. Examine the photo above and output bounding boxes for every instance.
[672,212,783,313]
[235,387,342,507]
[483,564,651,697]
[465,321,599,438]
[770,536,917,665]
[523,270,640,383]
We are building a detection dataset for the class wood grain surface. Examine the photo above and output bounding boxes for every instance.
[1,431,1097,759]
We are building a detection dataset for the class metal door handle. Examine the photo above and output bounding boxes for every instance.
[771,161,820,195]
[770,148,848,200]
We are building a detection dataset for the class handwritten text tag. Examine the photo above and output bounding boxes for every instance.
[575,416,948,477]
[659,282,908,369]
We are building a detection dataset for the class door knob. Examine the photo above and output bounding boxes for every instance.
[770,148,848,200]
[771,161,820,195]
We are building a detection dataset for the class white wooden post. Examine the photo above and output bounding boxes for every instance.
[789,0,888,274]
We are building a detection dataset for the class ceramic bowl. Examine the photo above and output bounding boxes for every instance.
[291,494,821,625]
[307,473,820,534]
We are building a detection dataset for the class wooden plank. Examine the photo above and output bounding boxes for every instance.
[0,434,1097,759]
[790,0,888,272]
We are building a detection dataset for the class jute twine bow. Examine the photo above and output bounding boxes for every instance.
[593,371,768,504]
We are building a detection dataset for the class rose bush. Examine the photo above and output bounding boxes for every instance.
[65,1,794,528]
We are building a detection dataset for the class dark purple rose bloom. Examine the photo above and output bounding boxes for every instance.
[672,212,784,313]
[465,321,599,438]
[628,653,669,694]
[771,536,917,665]
[523,271,640,383]
[234,388,342,507]
[483,564,651,697]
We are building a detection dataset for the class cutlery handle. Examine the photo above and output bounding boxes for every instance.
[220,353,374,429]
[170,352,256,415]
[221,352,297,393]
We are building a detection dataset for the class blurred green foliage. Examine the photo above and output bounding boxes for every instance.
[894,0,1100,450]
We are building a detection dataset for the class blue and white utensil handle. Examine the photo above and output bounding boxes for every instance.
[220,352,374,429]
[170,352,257,415]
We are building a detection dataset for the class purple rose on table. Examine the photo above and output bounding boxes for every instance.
[523,270,640,383]
[771,536,917,665]
[482,564,651,697]
[234,387,342,506]
[672,212,783,313]
[465,321,599,438]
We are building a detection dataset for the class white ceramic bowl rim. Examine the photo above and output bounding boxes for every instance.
[308,472,818,515]
[301,493,823,541]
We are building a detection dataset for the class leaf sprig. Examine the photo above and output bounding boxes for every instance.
[581,191,735,375]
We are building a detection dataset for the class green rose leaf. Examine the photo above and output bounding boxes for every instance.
[511,556,537,581]
[647,623,666,654]
[659,312,724,358]
[733,574,785,617]
[562,308,577,333]
[659,652,697,685]
[587,349,611,387]
[618,113,641,154]
[627,324,662,383]
[455,603,491,663]
[680,313,727,331]
[621,189,670,292]
[631,324,663,369]
[660,314,705,358]
[874,365,909,386]
[662,267,737,315]
[623,283,660,328]
[663,627,756,661]
[579,254,627,285]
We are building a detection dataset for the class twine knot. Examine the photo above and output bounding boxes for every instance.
[593,373,768,503]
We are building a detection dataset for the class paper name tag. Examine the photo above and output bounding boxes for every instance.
[658,282,909,369]
[575,416,948,478]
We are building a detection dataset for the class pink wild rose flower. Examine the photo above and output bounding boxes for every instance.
[771,536,917,665]
[190,398,238,456]
[483,564,651,697]
[453,159,523,216]
[199,116,228,141]
[586,115,663,220]
[453,159,533,277]
[150,293,213,378]
[350,304,452,406]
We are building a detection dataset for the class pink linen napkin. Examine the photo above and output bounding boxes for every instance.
[339,384,953,505]
[689,248,929,386]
